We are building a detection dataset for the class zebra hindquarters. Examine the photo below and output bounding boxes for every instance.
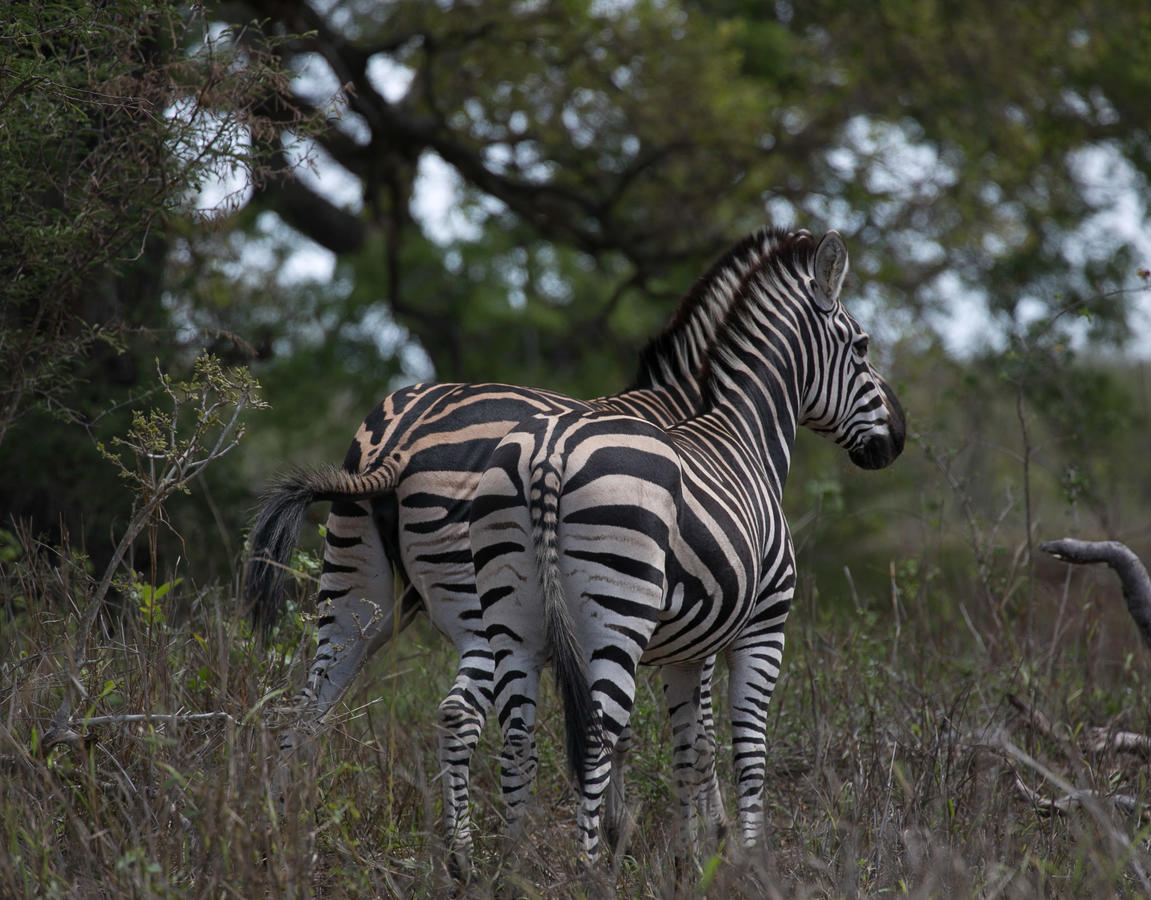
[474,413,680,867]
[542,413,680,865]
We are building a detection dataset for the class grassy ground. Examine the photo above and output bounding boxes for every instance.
[3,551,1151,898]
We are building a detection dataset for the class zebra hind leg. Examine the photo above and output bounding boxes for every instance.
[602,724,635,855]
[696,655,729,843]
[436,642,495,882]
[575,674,639,870]
[272,500,415,824]
[661,661,709,885]
[572,709,620,898]
[495,660,541,838]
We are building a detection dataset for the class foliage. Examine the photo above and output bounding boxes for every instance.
[184,0,1151,392]
[0,3,283,439]
[87,353,265,630]
[0,1,309,577]
[7,0,1151,577]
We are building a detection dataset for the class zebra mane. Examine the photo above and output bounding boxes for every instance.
[628,227,794,395]
[695,228,820,409]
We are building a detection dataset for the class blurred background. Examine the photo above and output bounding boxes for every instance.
[3,0,1150,629]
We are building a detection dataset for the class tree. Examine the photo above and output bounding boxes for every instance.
[0,3,308,576]
[202,0,1149,393]
[6,0,1150,587]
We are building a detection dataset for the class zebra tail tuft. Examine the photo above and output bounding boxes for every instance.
[242,462,399,637]
[531,458,600,789]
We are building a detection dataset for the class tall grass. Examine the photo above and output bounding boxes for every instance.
[3,530,1150,897]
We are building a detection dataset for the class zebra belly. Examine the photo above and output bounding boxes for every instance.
[640,583,758,665]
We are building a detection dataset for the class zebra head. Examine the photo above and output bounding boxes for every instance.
[799,230,906,470]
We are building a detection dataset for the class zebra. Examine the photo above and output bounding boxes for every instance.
[469,227,906,867]
[242,235,785,876]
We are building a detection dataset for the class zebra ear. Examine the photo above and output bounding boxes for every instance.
[812,230,849,312]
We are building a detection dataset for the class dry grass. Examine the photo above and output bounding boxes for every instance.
[4,544,1151,898]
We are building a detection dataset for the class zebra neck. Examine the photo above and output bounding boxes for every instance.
[703,322,804,495]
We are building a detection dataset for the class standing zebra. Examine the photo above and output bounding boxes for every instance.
[243,235,785,875]
[470,228,905,866]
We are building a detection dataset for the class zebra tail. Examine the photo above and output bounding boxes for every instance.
[243,462,398,635]
[530,458,600,789]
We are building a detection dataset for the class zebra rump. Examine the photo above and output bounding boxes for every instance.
[243,464,399,633]
[530,456,601,788]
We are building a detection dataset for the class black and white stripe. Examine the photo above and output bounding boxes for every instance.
[242,236,784,875]
[469,228,906,864]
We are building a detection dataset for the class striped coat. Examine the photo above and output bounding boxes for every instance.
[242,236,784,875]
[470,228,906,865]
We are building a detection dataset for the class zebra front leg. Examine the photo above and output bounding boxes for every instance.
[726,627,788,850]
[436,641,495,882]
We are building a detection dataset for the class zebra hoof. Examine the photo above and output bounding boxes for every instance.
[604,808,636,857]
[446,846,472,884]
[577,859,611,898]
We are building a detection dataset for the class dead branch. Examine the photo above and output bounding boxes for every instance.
[1000,734,1151,891]
[997,695,1151,826]
[42,711,236,750]
[1010,773,1145,820]
[1040,538,1151,652]
[1086,726,1151,757]
[1005,692,1061,743]
[1005,693,1151,758]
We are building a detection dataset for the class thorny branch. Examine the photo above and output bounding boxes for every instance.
[47,356,266,748]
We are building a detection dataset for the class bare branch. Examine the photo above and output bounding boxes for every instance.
[1010,773,1145,820]
[1086,727,1151,757]
[1040,538,1151,652]
[1005,692,1062,744]
[999,735,1151,890]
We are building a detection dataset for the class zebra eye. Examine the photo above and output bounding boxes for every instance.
[853,334,870,357]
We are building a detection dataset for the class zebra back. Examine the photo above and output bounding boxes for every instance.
[241,232,784,633]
